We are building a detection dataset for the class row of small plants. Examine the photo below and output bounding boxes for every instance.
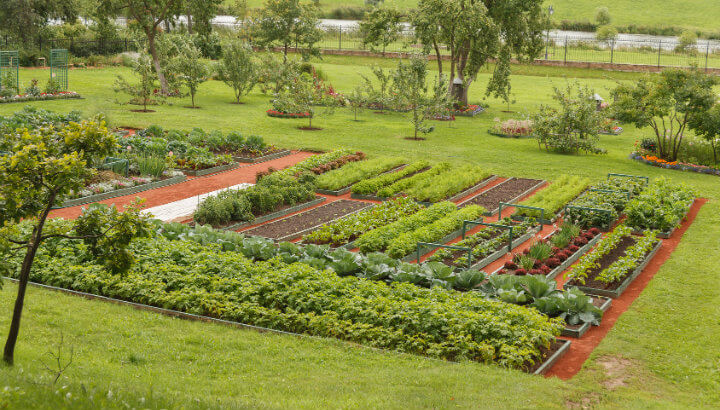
[118,133,233,171]
[0,107,81,145]
[315,157,405,191]
[302,197,423,247]
[257,149,360,180]
[499,225,601,276]
[515,175,591,220]
[624,178,695,234]
[427,218,538,268]
[14,220,562,368]
[563,176,648,229]
[351,161,430,196]
[565,224,659,286]
[193,172,316,227]
[137,125,281,159]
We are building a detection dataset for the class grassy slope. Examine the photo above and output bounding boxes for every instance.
[1,56,719,408]
[238,0,720,32]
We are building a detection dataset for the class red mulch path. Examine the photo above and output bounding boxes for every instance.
[49,151,316,220]
[545,198,707,379]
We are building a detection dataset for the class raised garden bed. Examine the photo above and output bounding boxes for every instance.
[459,178,545,215]
[0,91,82,104]
[526,339,571,375]
[453,105,485,117]
[564,235,662,299]
[561,295,610,338]
[416,175,498,206]
[233,149,291,164]
[318,164,408,196]
[487,130,535,139]
[181,162,239,177]
[470,226,540,270]
[221,196,326,232]
[60,174,187,208]
[242,200,373,241]
[401,215,487,263]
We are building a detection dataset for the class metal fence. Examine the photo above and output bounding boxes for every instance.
[5,27,720,70]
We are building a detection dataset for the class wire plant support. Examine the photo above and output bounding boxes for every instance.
[0,50,19,93]
[50,48,69,91]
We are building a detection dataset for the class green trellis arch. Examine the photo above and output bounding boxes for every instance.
[50,49,69,91]
[0,50,20,94]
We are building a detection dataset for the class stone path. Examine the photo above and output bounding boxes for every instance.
[144,183,253,222]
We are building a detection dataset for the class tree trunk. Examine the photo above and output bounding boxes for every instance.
[147,33,169,94]
[191,91,195,108]
[3,193,55,365]
[187,12,193,34]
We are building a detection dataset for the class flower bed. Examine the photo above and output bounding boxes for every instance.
[630,152,720,176]
[266,109,312,119]
[257,150,364,181]
[453,104,485,117]
[564,225,661,298]
[0,91,81,104]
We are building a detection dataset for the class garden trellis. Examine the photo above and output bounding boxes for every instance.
[50,49,69,91]
[0,50,19,92]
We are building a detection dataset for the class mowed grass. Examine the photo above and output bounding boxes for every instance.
[237,0,720,33]
[1,55,720,408]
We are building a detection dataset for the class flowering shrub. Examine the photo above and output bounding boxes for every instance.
[453,104,485,116]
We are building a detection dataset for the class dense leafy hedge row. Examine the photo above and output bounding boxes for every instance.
[302,197,423,246]
[351,161,430,195]
[624,178,695,233]
[315,157,405,191]
[194,172,316,226]
[516,175,591,219]
[11,230,563,368]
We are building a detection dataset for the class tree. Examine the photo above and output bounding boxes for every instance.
[348,85,367,121]
[256,54,300,95]
[595,7,611,26]
[360,65,392,111]
[532,83,604,154]
[99,0,183,94]
[411,0,544,106]
[485,46,514,112]
[0,0,78,42]
[114,54,160,112]
[596,25,618,46]
[251,0,322,63]
[272,72,335,129]
[359,6,404,56]
[391,55,452,140]
[217,41,257,103]
[170,38,209,108]
[690,104,720,166]
[676,30,698,54]
[0,121,152,365]
[611,68,717,161]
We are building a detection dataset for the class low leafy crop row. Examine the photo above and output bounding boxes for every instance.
[376,163,451,198]
[565,224,633,285]
[355,202,456,253]
[596,232,658,284]
[257,149,358,180]
[624,178,695,233]
[315,157,405,191]
[302,197,423,246]
[12,226,562,368]
[138,125,275,156]
[516,175,591,219]
[351,161,430,195]
[194,172,316,226]
[402,164,492,203]
[385,205,485,258]
[564,176,648,228]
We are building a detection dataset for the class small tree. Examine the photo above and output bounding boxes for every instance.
[391,55,451,140]
[217,41,257,103]
[359,6,404,56]
[595,7,611,26]
[348,85,367,121]
[171,38,209,108]
[251,0,322,62]
[532,83,604,154]
[360,65,392,111]
[256,53,300,95]
[114,54,160,112]
[0,121,152,365]
[676,30,698,54]
[272,72,335,129]
[688,104,720,166]
[611,68,717,161]
[596,25,618,46]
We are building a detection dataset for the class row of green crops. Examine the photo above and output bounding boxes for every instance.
[377,163,451,198]
[269,149,357,179]
[136,125,273,156]
[402,164,493,203]
[0,106,81,141]
[302,197,423,247]
[351,161,431,195]
[564,176,648,228]
[355,201,457,253]
[194,172,316,226]
[624,178,695,233]
[516,175,591,219]
[385,205,486,259]
[119,132,232,171]
[9,222,563,368]
[315,157,405,191]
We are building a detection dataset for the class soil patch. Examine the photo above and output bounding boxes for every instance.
[522,341,565,374]
[242,200,371,240]
[598,355,634,389]
[460,178,542,212]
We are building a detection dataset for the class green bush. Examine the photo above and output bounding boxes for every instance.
[624,178,694,232]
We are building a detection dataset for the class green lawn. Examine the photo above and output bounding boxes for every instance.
[1,55,719,408]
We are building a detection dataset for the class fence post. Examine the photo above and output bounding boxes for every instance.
[610,40,615,64]
[563,36,568,64]
[339,27,342,51]
[658,40,662,67]
[705,41,710,72]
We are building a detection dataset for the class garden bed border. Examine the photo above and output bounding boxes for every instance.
[533,339,571,375]
[224,197,326,232]
[59,174,187,208]
[470,226,542,270]
[564,240,662,299]
[233,149,291,164]
[401,217,487,263]
[182,162,239,177]
[561,322,590,338]
[546,233,604,280]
